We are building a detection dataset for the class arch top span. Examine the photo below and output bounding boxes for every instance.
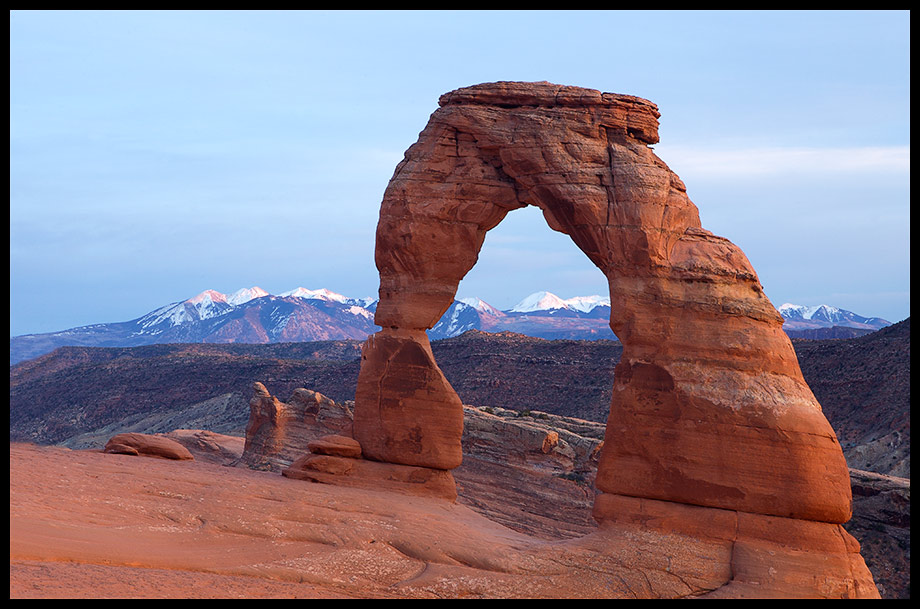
[354,81,853,525]
[437,80,662,144]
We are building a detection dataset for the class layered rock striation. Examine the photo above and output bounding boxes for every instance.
[241,382,353,471]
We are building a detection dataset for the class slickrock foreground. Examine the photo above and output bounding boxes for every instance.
[9,442,878,598]
[10,387,895,598]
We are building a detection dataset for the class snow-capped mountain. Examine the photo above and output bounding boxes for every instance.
[429,291,615,340]
[510,291,571,313]
[9,287,380,365]
[508,291,610,314]
[9,288,894,365]
[778,303,891,332]
[457,297,503,316]
[561,295,611,314]
[227,286,270,306]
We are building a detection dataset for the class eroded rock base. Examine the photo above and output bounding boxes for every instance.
[11,443,880,599]
[593,493,879,598]
[282,434,458,502]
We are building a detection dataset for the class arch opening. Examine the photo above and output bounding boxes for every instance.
[433,203,614,340]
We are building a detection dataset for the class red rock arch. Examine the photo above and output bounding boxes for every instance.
[354,82,851,524]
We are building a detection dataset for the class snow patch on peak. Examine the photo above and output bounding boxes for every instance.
[778,303,841,320]
[280,287,350,303]
[347,305,373,319]
[563,295,610,313]
[510,291,569,313]
[458,297,502,315]
[139,301,192,329]
[227,286,269,306]
[185,290,232,320]
[186,289,228,305]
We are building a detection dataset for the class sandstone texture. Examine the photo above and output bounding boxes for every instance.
[353,330,463,470]
[308,434,362,459]
[241,382,353,471]
[237,382,459,501]
[793,318,911,478]
[244,384,603,505]
[283,450,459,502]
[10,442,880,598]
[103,432,194,461]
[9,388,896,598]
[354,81,853,525]
[165,429,245,465]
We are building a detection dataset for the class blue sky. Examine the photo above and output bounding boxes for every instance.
[10,10,910,336]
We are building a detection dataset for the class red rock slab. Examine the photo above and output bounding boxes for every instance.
[103,432,194,461]
[11,443,879,598]
[283,453,458,502]
[307,435,362,459]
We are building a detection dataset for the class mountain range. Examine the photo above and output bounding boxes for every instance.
[9,286,892,365]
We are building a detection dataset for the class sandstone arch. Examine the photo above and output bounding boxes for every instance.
[354,81,852,525]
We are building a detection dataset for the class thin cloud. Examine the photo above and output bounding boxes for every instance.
[655,145,910,179]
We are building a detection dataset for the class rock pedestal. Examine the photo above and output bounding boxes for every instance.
[282,434,458,502]
[353,329,464,470]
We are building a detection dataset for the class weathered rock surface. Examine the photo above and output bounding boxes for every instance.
[843,469,911,599]
[353,330,463,470]
[353,81,853,531]
[340,81,872,596]
[103,432,194,461]
[242,383,603,506]
[241,382,353,471]
[307,434,362,459]
[10,442,880,598]
[793,318,911,478]
[238,381,458,500]
[283,449,459,502]
[165,429,245,465]
[236,385,893,597]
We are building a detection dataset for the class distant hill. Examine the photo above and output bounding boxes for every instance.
[793,318,910,477]
[779,303,891,332]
